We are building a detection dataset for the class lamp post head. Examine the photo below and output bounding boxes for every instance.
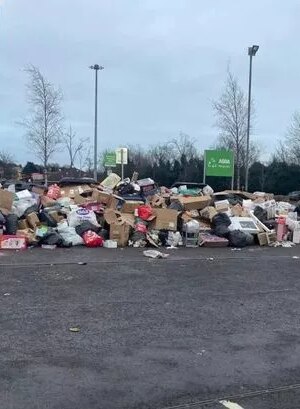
[89,64,104,70]
[248,45,259,56]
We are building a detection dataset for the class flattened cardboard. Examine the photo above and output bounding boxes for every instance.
[0,189,13,214]
[177,196,211,211]
[150,208,178,231]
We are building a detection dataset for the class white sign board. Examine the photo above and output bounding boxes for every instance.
[116,148,128,165]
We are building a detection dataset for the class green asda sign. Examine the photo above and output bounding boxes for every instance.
[205,150,234,177]
[104,152,116,168]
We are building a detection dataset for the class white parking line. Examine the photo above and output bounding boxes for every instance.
[220,400,245,409]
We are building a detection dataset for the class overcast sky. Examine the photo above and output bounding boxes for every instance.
[0,0,299,165]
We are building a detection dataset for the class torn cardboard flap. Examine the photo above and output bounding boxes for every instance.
[104,209,135,227]
[149,194,166,208]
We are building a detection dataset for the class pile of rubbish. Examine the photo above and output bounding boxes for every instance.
[0,172,299,250]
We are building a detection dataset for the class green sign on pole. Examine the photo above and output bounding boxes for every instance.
[205,150,234,177]
[104,152,116,168]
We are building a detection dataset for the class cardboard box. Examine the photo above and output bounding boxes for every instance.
[177,196,211,211]
[48,211,64,223]
[0,189,13,215]
[109,224,131,247]
[150,208,178,231]
[104,209,135,227]
[257,232,268,246]
[199,233,229,247]
[18,219,30,230]
[26,212,40,229]
[121,200,144,214]
[60,185,92,199]
[40,195,57,207]
[200,206,217,221]
[16,229,37,245]
[215,199,230,212]
[149,194,165,208]
[91,190,112,205]
[231,204,243,217]
[0,235,27,250]
[293,224,300,244]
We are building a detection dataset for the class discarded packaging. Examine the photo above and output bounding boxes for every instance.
[143,250,169,259]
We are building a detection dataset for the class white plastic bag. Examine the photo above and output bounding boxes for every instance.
[57,222,84,246]
[12,198,38,218]
[202,185,214,195]
[67,208,99,228]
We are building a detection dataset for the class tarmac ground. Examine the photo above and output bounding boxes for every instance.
[0,245,300,409]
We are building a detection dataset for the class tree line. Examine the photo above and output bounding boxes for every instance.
[1,64,300,194]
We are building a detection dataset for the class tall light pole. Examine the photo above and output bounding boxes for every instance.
[89,64,104,181]
[245,45,259,192]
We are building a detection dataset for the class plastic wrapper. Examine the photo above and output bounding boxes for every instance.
[57,223,84,246]
[137,205,153,221]
[47,184,61,200]
[83,230,104,247]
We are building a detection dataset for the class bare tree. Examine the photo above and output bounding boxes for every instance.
[170,132,197,161]
[63,125,88,168]
[276,111,300,164]
[0,150,14,165]
[213,70,253,189]
[21,65,63,185]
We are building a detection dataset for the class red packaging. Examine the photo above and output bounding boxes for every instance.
[0,235,27,250]
[83,230,104,247]
[135,223,148,233]
[137,205,153,221]
[47,184,61,200]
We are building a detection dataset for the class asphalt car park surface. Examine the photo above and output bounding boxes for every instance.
[0,246,300,409]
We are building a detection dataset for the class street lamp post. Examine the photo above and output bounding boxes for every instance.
[89,64,104,182]
[245,45,259,192]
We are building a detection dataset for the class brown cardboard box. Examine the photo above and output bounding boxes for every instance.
[18,219,30,230]
[121,200,144,214]
[0,189,13,215]
[49,211,63,223]
[150,208,178,231]
[109,224,131,247]
[200,206,217,221]
[26,212,40,229]
[16,229,37,245]
[231,204,243,217]
[177,196,211,211]
[91,190,112,205]
[149,194,165,208]
[60,185,92,199]
[41,195,57,207]
[104,209,135,227]
[214,200,230,212]
[257,232,268,246]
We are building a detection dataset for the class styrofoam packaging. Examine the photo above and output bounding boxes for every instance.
[104,240,118,248]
